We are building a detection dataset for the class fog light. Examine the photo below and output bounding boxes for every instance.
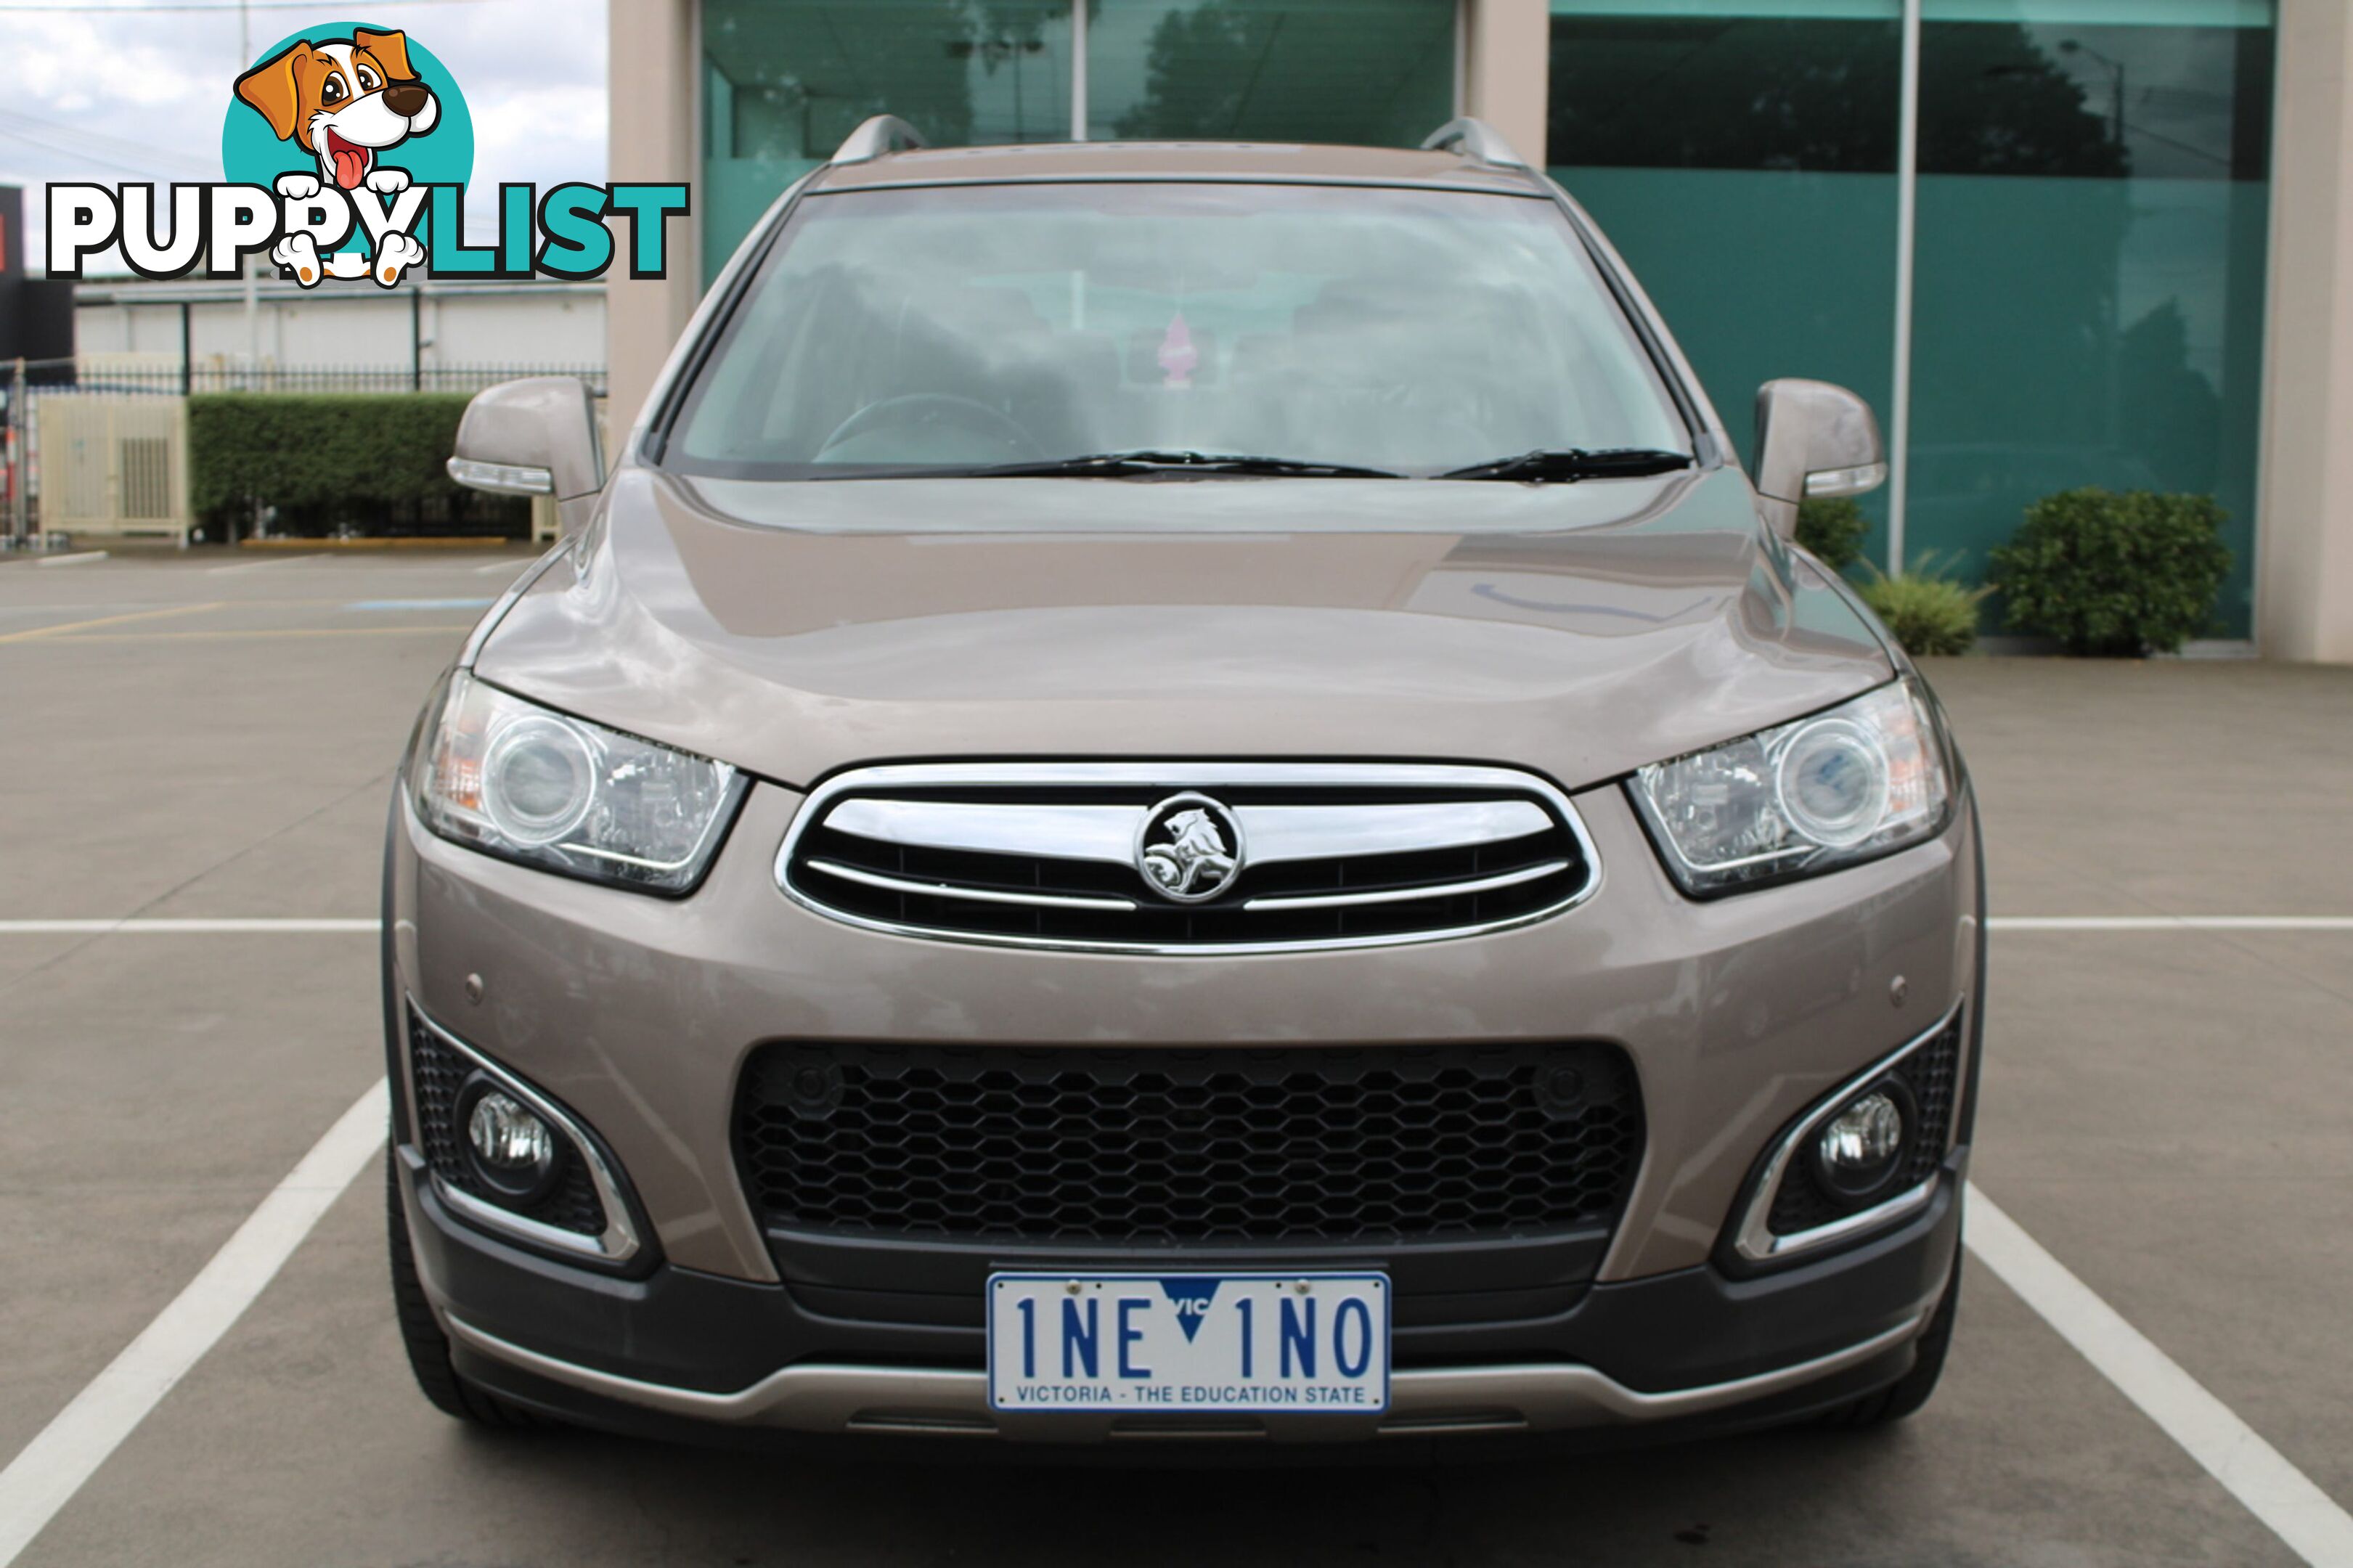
[469,1091,552,1170]
[457,1078,561,1203]
[1811,1086,1909,1200]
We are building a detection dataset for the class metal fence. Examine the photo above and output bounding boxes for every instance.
[58,361,607,397]
[2,358,606,545]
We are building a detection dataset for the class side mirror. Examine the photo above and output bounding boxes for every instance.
[1753,378,1886,539]
[447,377,604,537]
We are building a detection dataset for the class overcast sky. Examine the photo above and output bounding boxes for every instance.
[0,0,606,273]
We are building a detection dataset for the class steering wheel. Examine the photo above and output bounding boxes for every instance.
[815,393,1041,464]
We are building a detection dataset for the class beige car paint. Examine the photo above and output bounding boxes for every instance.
[400,137,1975,1386]
[394,772,1974,1289]
[473,465,1893,797]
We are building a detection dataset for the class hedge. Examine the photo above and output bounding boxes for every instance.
[1795,495,1870,573]
[188,393,529,539]
[1989,487,2231,656]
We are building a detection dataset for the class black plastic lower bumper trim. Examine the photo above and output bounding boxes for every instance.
[399,1147,1962,1432]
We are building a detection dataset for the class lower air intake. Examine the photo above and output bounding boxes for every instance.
[734,1039,1644,1247]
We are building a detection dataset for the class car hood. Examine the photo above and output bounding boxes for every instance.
[473,464,1892,793]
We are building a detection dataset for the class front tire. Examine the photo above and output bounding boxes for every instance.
[386,1154,544,1429]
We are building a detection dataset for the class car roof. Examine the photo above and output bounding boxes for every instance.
[806,140,1550,196]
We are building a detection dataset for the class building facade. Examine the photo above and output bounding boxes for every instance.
[73,277,605,388]
[607,0,2353,661]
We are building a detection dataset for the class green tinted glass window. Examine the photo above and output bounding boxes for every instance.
[1088,0,1455,144]
[1546,1,1901,565]
[1551,0,2273,636]
[1549,13,1901,173]
[1912,11,2272,633]
[1918,17,2269,179]
[702,1,1073,281]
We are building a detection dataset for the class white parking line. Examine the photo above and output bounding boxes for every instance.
[0,910,2346,1561]
[0,1081,388,1568]
[0,919,380,935]
[1992,916,2353,932]
[32,552,107,568]
[207,554,327,573]
[1965,1186,2353,1567]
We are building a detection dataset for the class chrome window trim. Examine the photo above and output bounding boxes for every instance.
[773,761,1603,956]
[1730,997,1967,1266]
[405,1000,643,1266]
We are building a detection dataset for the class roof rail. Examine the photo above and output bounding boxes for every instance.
[831,115,928,166]
[1419,117,1528,169]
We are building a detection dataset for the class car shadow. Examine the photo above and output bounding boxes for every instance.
[449,1419,1937,1567]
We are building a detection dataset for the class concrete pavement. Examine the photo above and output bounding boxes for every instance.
[1,553,2347,1565]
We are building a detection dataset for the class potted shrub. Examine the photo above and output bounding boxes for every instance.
[1989,488,2231,656]
[1856,554,1992,658]
[1795,495,1869,573]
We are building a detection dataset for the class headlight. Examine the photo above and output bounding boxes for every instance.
[1628,679,1952,896]
[414,672,745,894]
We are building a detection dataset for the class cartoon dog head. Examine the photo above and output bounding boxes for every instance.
[235,29,439,191]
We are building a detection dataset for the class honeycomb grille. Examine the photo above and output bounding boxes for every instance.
[1766,1007,1965,1237]
[734,1041,1644,1246]
[407,1015,606,1238]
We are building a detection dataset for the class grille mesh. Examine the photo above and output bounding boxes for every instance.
[1766,1008,1965,1237]
[735,1041,1643,1246]
[407,1016,606,1238]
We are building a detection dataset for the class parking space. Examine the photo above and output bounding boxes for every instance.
[7,1226,2306,1568]
[3,553,2349,1566]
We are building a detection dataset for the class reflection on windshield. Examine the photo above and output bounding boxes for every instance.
[666,182,1689,478]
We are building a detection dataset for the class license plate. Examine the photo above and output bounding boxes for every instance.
[987,1273,1390,1414]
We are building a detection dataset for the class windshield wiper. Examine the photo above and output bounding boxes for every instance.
[957,449,1405,479]
[1438,447,1695,483]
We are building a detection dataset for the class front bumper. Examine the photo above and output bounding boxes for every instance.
[397,1144,1962,1445]
[388,759,1981,1446]
[391,779,1979,1283]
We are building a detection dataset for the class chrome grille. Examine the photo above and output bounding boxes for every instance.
[776,764,1598,952]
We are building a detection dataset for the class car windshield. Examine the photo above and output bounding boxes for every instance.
[663,181,1692,479]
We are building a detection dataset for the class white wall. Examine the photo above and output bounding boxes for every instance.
[1462,0,1548,167]
[74,282,605,373]
[2256,0,2353,662]
[606,0,701,442]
